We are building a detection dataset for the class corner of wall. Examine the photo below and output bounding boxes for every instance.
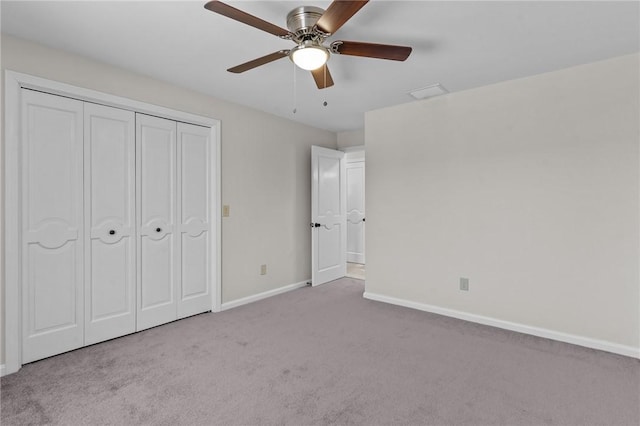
[337,128,365,150]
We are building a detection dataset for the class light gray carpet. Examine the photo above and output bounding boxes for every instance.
[1,278,638,425]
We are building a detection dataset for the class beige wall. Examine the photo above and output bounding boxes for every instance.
[1,34,337,363]
[365,54,639,351]
[337,128,365,149]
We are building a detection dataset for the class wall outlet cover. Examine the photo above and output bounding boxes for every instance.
[460,277,469,291]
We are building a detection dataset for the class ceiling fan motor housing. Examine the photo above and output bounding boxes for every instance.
[286,6,326,42]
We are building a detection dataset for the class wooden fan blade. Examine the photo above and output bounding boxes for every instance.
[204,1,291,38]
[311,65,335,89]
[227,51,289,73]
[331,40,412,61]
[316,0,369,35]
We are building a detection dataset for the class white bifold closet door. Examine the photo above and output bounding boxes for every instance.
[21,90,84,363]
[176,122,213,318]
[136,114,212,330]
[20,91,213,363]
[136,114,179,330]
[84,103,136,345]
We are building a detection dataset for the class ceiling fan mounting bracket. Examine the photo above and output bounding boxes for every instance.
[329,41,343,54]
[313,27,331,39]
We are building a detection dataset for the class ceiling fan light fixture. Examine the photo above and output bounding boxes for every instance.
[290,41,329,71]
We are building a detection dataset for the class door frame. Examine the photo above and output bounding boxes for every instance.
[3,70,222,375]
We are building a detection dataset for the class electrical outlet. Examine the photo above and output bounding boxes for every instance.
[459,277,469,291]
[260,264,267,275]
[222,205,230,217]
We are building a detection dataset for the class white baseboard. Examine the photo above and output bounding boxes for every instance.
[363,291,640,359]
[221,279,310,311]
[0,364,6,377]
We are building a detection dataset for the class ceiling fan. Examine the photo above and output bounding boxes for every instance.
[204,0,412,89]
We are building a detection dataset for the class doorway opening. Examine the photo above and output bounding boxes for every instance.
[311,144,365,285]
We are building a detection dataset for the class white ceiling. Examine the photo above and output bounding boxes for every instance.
[2,1,639,132]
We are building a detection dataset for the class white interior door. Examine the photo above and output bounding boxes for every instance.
[176,122,212,318]
[311,146,346,286]
[136,114,178,330]
[84,103,136,345]
[346,160,365,264]
[21,89,84,363]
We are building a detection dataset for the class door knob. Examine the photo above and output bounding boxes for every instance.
[362,218,365,222]
[156,227,162,233]
[109,229,116,235]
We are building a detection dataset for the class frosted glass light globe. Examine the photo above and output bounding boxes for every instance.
[290,43,329,71]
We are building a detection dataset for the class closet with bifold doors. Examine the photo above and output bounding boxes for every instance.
[21,89,213,363]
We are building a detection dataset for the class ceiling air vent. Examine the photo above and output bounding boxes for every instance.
[409,83,448,100]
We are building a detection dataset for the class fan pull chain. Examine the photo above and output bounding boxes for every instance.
[323,65,328,107]
[292,62,297,114]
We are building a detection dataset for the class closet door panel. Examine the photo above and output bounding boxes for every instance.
[140,238,173,305]
[84,104,136,345]
[21,89,84,363]
[177,123,211,318]
[136,114,178,330]
[90,241,130,316]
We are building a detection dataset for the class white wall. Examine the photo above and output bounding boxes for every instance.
[337,128,365,149]
[365,54,639,354]
[0,34,337,363]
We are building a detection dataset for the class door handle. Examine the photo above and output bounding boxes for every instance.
[362,218,365,223]
[310,223,321,228]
